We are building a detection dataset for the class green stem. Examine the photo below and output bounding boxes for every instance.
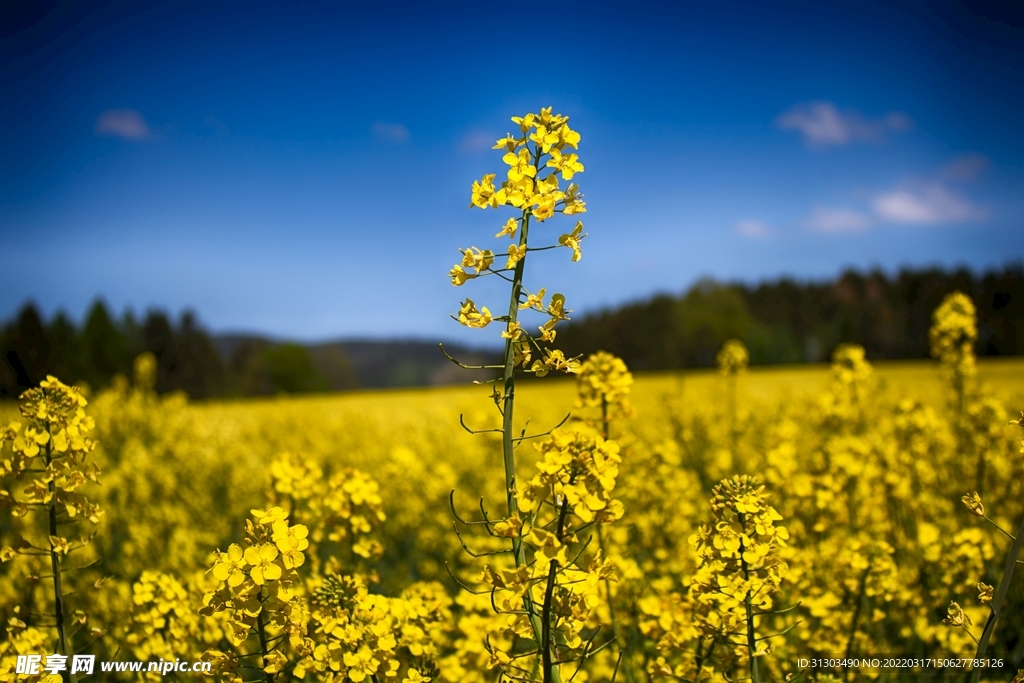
[598,397,634,683]
[969,512,1024,683]
[728,374,738,460]
[696,636,718,678]
[542,477,575,683]
[499,200,558,682]
[843,565,870,682]
[256,594,275,683]
[501,208,529,564]
[739,514,760,683]
[44,434,75,683]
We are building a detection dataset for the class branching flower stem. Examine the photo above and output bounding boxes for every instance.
[500,198,561,681]
[843,565,870,682]
[256,593,275,683]
[969,512,1024,683]
[542,481,574,683]
[596,396,634,683]
[738,514,760,683]
[44,434,76,683]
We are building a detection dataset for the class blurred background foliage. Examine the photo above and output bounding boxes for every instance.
[2,263,1021,399]
[559,264,1024,370]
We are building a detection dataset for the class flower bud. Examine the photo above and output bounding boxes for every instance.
[942,601,971,628]
[961,492,985,517]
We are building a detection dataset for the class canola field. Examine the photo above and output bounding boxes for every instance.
[2,108,1023,682]
[1,351,1022,682]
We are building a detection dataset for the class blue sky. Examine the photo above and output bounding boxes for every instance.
[2,0,1022,342]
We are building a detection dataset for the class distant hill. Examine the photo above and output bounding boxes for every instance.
[215,335,500,390]
[4,263,1020,399]
[0,301,500,399]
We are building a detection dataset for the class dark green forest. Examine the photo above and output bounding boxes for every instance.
[558,264,1024,369]
[2,264,1022,398]
[0,304,491,399]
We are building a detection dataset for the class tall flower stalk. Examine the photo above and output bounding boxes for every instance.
[447,108,589,682]
[690,476,790,683]
[716,339,749,456]
[0,377,103,683]
[929,292,981,490]
[958,412,1024,683]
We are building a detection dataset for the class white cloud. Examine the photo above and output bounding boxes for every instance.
[871,183,988,224]
[939,153,989,181]
[458,131,495,154]
[735,219,771,237]
[372,121,410,143]
[94,109,151,140]
[776,101,911,147]
[804,206,872,233]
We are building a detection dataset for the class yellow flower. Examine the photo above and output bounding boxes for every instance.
[977,582,993,604]
[559,124,581,149]
[530,349,581,376]
[961,491,984,517]
[495,217,518,239]
[546,149,584,180]
[502,322,524,341]
[942,601,971,628]
[470,173,506,209]
[520,288,547,311]
[491,512,523,538]
[251,506,289,527]
[511,112,535,132]
[448,264,474,286]
[547,293,569,321]
[272,521,309,569]
[49,536,70,555]
[264,651,287,674]
[524,528,567,566]
[503,147,536,182]
[243,544,282,585]
[213,544,249,588]
[457,299,492,328]
[506,243,526,269]
[532,193,556,221]
[505,177,535,208]
[562,183,586,214]
[558,222,586,262]
[493,133,519,152]
[513,342,531,367]
[460,246,494,273]
[717,339,750,376]
[537,319,557,343]
[529,124,560,153]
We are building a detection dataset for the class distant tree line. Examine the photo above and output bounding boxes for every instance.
[4,265,1020,398]
[557,264,1024,370]
[0,301,356,399]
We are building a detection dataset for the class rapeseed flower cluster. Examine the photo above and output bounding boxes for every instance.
[930,291,978,387]
[451,107,585,375]
[1,376,103,671]
[575,351,634,430]
[269,454,386,568]
[200,507,310,681]
[299,575,448,682]
[715,340,748,377]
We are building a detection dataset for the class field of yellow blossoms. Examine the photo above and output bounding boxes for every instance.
[1,349,1021,682]
[2,108,1023,682]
